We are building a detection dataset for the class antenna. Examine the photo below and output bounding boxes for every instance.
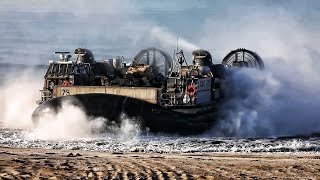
[176,36,179,53]
[54,51,70,61]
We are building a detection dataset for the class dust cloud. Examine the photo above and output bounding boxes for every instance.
[0,71,40,129]
[0,71,101,139]
[0,70,141,140]
[201,1,320,137]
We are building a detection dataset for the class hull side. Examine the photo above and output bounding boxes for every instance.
[32,94,219,135]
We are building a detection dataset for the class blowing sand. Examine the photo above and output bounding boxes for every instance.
[0,147,319,179]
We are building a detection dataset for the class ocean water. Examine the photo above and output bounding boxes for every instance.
[1,1,320,154]
[0,127,319,154]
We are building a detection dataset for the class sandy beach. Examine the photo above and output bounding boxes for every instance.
[0,147,318,179]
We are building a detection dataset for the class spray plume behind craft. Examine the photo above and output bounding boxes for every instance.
[200,2,320,138]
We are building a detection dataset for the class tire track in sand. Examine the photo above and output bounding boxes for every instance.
[113,157,147,180]
[141,157,215,179]
[132,158,187,180]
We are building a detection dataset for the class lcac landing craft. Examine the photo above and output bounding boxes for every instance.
[32,47,264,135]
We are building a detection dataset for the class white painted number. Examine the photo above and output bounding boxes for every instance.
[62,89,70,96]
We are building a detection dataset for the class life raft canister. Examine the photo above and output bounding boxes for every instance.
[62,81,71,86]
[187,85,197,96]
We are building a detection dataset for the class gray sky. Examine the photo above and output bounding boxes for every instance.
[0,0,319,64]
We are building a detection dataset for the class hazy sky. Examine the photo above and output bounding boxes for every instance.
[0,0,319,64]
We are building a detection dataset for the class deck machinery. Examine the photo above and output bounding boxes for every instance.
[32,47,264,135]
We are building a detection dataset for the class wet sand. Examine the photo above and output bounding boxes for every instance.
[0,147,319,179]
